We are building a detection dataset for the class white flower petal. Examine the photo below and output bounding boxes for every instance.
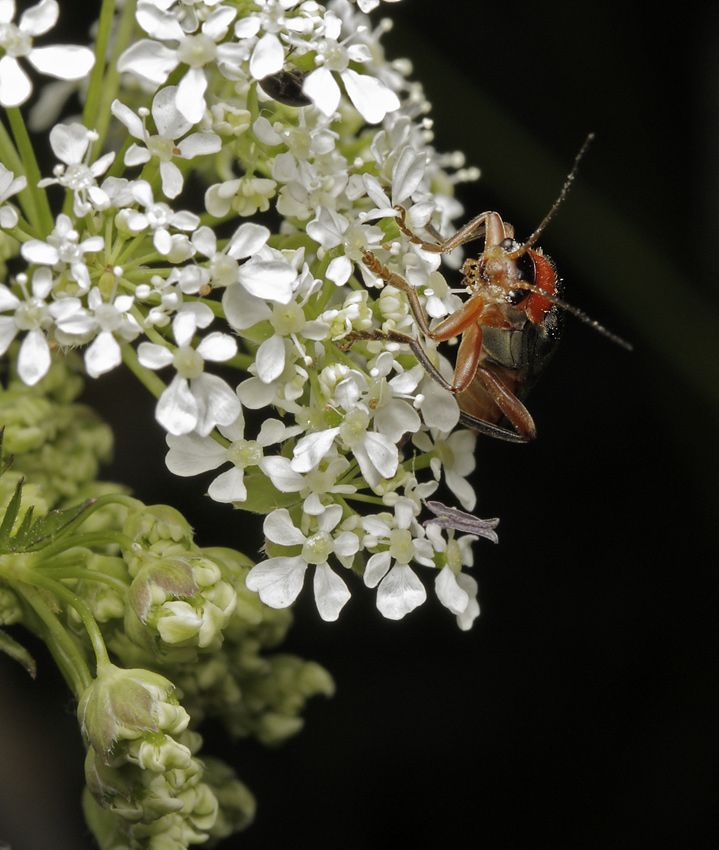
[0,56,32,107]
[176,132,221,159]
[28,45,95,80]
[165,432,227,475]
[434,565,470,616]
[176,66,207,124]
[156,376,198,435]
[264,508,306,547]
[341,68,400,124]
[84,331,121,378]
[249,32,284,80]
[20,239,58,265]
[19,0,58,37]
[454,573,480,631]
[259,456,304,492]
[363,550,391,589]
[355,432,399,482]
[207,466,247,503]
[225,222,270,259]
[110,99,145,138]
[314,563,351,622]
[117,39,177,86]
[256,334,285,384]
[291,428,341,474]
[48,122,89,165]
[190,373,241,435]
[303,66,340,117]
[376,564,426,620]
[155,161,181,199]
[245,556,307,609]
[391,147,426,206]
[223,286,272,330]
[196,331,237,362]
[17,329,50,385]
[236,260,296,304]
[137,340,174,369]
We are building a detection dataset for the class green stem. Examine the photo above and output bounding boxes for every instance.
[40,566,130,595]
[87,0,138,156]
[6,107,53,233]
[82,0,118,134]
[12,582,92,696]
[21,566,110,671]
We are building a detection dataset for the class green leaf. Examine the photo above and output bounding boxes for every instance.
[0,628,37,677]
[4,499,97,553]
[0,477,24,550]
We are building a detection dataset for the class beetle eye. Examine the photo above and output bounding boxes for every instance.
[515,252,536,284]
[506,287,530,306]
[499,237,520,251]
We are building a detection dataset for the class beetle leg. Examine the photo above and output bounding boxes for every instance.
[394,206,512,252]
[459,366,537,442]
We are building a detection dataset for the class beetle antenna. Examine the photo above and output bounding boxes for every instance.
[519,281,633,350]
[514,133,595,254]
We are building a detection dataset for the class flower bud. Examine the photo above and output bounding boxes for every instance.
[77,663,189,762]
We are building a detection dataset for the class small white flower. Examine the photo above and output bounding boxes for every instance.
[111,87,221,199]
[137,305,240,436]
[362,499,435,620]
[301,10,399,124]
[0,0,94,107]
[20,213,103,290]
[37,123,114,216]
[124,180,200,256]
[245,505,360,621]
[118,4,239,123]
[165,404,300,503]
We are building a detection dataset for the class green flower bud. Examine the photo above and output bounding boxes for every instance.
[123,506,195,555]
[78,663,189,762]
[126,553,237,655]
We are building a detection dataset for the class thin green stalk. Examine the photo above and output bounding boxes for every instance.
[82,0,118,133]
[6,107,53,233]
[87,0,138,154]
[13,582,92,696]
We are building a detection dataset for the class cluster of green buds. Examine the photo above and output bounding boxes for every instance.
[0,353,332,849]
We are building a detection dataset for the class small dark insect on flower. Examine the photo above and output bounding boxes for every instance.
[259,68,312,107]
[424,501,499,542]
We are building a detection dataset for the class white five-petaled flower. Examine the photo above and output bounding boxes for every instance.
[38,123,114,216]
[111,87,221,199]
[302,10,400,124]
[362,498,436,620]
[118,3,241,123]
[137,303,240,436]
[0,162,26,228]
[165,404,301,503]
[0,0,94,107]
[123,180,200,257]
[245,505,360,621]
[306,205,384,286]
[20,213,103,291]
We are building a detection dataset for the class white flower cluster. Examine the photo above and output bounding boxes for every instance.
[0,0,492,628]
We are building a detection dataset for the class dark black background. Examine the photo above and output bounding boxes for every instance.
[1,2,718,849]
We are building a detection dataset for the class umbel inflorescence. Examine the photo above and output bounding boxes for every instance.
[0,1,499,847]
